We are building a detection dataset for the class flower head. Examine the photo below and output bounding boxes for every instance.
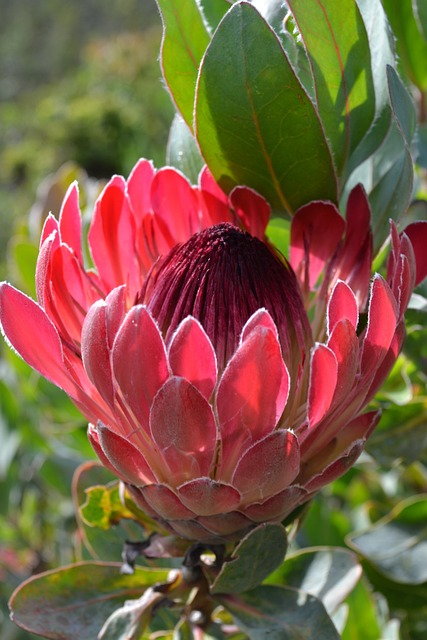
[140,222,310,372]
[1,160,426,543]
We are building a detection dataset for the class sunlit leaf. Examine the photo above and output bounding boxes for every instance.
[340,579,387,640]
[267,217,290,258]
[357,0,396,113]
[196,0,230,34]
[166,113,204,184]
[382,0,427,91]
[0,412,20,479]
[195,1,337,215]
[157,0,210,128]
[342,0,395,183]
[73,462,152,562]
[80,484,139,531]
[287,0,375,177]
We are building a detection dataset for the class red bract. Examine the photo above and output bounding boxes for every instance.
[1,161,426,543]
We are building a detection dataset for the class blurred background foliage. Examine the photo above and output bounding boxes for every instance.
[0,0,173,281]
[0,1,426,639]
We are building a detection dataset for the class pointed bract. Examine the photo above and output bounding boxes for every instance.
[150,377,217,484]
[1,167,424,543]
[0,283,77,397]
[168,317,217,399]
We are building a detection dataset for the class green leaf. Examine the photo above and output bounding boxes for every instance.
[266,217,290,258]
[166,113,204,184]
[345,95,414,251]
[367,397,427,466]
[157,0,210,128]
[287,0,375,177]
[367,88,414,246]
[195,1,337,215]
[387,65,417,146]
[275,14,316,101]
[340,578,384,640]
[349,563,427,612]
[341,67,415,252]
[376,351,415,405]
[417,124,427,169]
[196,0,230,34]
[265,547,361,615]
[341,107,392,192]
[298,495,352,547]
[382,0,427,91]
[347,496,427,606]
[341,0,395,183]
[220,585,341,639]
[357,0,396,114]
[400,609,427,640]
[9,562,171,640]
[9,238,38,299]
[73,462,154,562]
[211,523,287,594]
[80,484,139,530]
[415,0,427,40]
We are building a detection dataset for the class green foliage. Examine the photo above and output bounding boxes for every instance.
[0,11,173,279]
[166,114,204,185]
[80,484,140,531]
[220,585,341,639]
[381,0,427,91]
[194,2,337,214]
[210,524,288,594]
[157,0,210,128]
[9,563,171,640]
[347,496,427,601]
[264,547,361,616]
[287,0,375,177]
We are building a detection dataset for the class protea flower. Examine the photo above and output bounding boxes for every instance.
[1,159,426,543]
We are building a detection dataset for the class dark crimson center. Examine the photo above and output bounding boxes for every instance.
[139,223,311,370]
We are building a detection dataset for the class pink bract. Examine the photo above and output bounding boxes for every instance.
[1,160,426,543]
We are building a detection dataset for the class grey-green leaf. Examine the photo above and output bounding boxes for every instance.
[220,585,341,639]
[348,496,427,585]
[265,547,361,615]
[211,523,287,594]
[9,562,171,640]
[166,113,204,184]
